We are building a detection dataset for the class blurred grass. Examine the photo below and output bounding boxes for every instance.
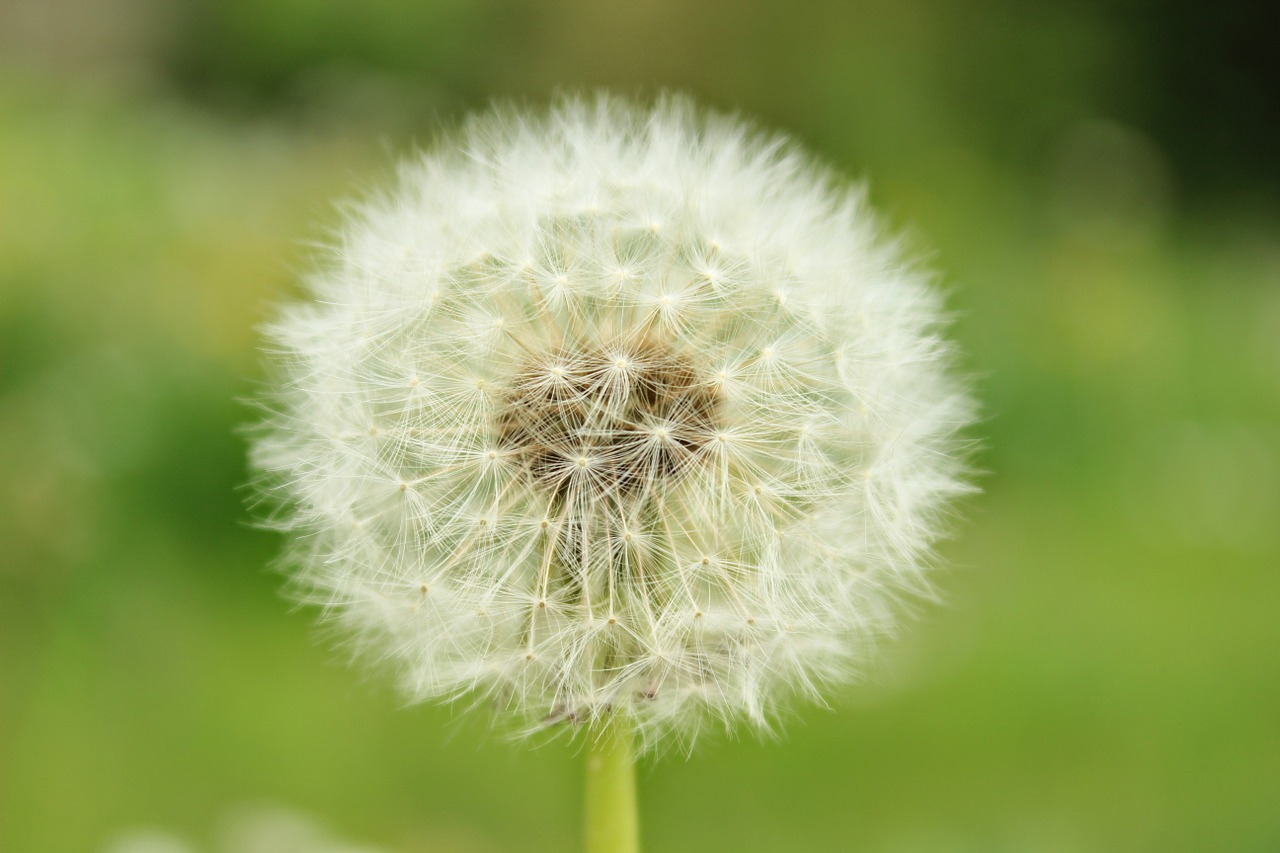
[2,2,1278,851]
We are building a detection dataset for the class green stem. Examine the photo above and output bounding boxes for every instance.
[584,716,639,853]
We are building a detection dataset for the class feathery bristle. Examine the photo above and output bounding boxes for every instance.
[250,94,974,750]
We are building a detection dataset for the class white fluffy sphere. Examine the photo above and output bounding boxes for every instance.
[251,95,973,748]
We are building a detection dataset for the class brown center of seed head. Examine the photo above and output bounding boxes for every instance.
[497,339,722,502]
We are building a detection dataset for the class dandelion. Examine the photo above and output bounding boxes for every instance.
[250,94,973,852]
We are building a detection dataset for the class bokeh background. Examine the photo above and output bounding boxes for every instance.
[3,1,1278,851]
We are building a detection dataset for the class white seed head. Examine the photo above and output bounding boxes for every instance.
[250,94,974,749]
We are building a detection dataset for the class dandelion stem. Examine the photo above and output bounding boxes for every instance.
[584,716,639,853]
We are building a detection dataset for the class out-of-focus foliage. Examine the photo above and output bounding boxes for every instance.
[1,1,1277,851]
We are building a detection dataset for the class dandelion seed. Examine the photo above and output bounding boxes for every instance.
[250,94,974,755]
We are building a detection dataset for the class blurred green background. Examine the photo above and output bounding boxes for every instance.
[2,1,1278,851]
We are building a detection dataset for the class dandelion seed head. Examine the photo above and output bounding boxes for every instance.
[250,94,974,749]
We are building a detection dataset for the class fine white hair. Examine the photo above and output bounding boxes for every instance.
[251,94,974,750]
